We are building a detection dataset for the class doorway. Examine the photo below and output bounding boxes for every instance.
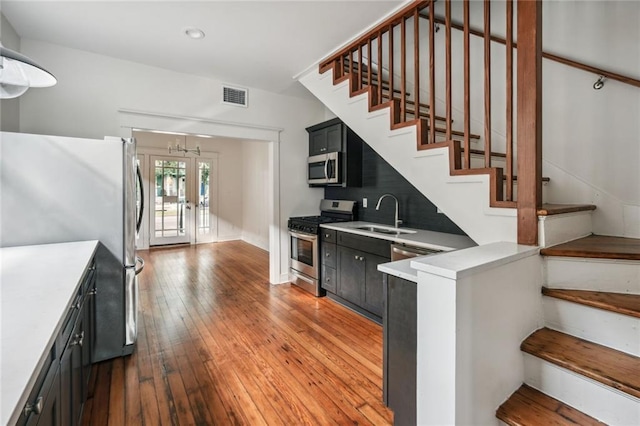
[149,155,217,246]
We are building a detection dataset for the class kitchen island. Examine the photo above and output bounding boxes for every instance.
[1,240,98,426]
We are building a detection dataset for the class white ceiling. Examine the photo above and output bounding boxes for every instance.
[1,0,402,99]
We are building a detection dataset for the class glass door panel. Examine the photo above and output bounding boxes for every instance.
[150,157,191,245]
[196,159,215,243]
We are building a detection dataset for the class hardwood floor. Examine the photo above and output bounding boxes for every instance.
[82,241,393,425]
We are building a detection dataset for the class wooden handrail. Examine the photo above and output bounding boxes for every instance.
[422,13,640,90]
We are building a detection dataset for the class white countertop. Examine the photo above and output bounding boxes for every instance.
[1,240,99,426]
[321,221,476,283]
[320,221,476,252]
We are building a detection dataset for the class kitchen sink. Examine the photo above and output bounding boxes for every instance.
[354,225,416,235]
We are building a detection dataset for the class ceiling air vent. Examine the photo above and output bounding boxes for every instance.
[222,85,248,107]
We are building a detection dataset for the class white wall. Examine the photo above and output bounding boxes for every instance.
[15,39,327,282]
[242,140,270,251]
[0,13,21,131]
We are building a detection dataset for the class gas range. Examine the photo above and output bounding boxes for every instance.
[288,199,356,296]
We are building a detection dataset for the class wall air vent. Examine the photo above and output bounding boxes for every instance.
[222,85,248,107]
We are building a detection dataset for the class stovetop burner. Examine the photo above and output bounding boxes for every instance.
[288,199,356,235]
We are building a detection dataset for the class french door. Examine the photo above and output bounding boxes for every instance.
[149,156,216,246]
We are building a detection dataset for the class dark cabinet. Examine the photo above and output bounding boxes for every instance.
[321,230,338,294]
[306,118,362,187]
[18,346,60,426]
[321,229,390,322]
[60,314,85,426]
[362,253,387,317]
[337,246,365,305]
[383,275,417,426]
[309,122,342,156]
[17,259,96,426]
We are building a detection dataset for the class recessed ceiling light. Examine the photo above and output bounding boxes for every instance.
[184,28,205,40]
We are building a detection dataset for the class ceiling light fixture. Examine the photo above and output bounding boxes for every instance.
[184,28,205,40]
[0,46,57,99]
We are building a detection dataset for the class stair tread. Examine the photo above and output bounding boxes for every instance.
[521,327,640,399]
[537,203,597,216]
[542,288,640,318]
[540,235,640,260]
[496,384,605,426]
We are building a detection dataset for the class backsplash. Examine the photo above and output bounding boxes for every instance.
[325,142,466,236]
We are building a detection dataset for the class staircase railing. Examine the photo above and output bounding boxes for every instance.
[318,0,544,243]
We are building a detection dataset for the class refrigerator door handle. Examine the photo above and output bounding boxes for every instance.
[136,164,144,234]
[124,266,138,346]
[135,256,145,275]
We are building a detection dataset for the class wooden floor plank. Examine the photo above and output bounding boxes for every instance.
[521,328,640,399]
[541,235,640,260]
[83,241,392,425]
[497,384,604,425]
[542,288,640,318]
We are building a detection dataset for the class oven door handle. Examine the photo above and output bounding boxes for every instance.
[289,230,318,242]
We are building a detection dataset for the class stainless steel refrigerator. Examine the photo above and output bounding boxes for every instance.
[0,131,144,361]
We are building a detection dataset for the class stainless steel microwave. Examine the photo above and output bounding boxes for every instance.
[308,152,341,185]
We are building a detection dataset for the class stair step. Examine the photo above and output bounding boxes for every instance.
[521,327,640,399]
[496,384,605,426]
[542,288,640,319]
[541,235,640,261]
[537,203,597,216]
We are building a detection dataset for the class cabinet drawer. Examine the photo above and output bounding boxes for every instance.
[337,231,391,258]
[59,288,83,352]
[16,344,57,426]
[321,229,337,244]
[321,265,337,293]
[322,243,337,268]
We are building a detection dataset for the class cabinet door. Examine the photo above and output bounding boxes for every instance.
[362,253,388,317]
[325,123,343,152]
[60,314,85,426]
[309,128,328,156]
[35,366,60,426]
[337,246,364,305]
[82,280,96,395]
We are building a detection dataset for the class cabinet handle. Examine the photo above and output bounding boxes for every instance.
[88,288,97,296]
[359,256,365,261]
[72,331,85,347]
[354,255,358,260]
[326,277,331,282]
[325,252,330,257]
[24,396,43,416]
[325,234,330,238]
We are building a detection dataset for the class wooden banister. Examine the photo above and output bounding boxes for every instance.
[423,13,640,90]
[517,0,543,245]
[317,0,546,245]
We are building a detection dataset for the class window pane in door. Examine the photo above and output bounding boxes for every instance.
[155,159,187,238]
[198,162,210,235]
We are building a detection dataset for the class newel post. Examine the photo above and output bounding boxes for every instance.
[516,0,543,245]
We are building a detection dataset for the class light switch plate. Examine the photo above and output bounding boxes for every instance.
[363,198,368,208]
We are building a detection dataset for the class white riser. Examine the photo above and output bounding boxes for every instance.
[543,297,640,356]
[538,211,593,248]
[544,257,640,294]
[299,68,518,245]
[523,353,640,425]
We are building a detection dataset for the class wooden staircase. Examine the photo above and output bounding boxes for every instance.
[497,235,640,425]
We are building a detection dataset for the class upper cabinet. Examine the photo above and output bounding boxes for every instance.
[306,118,362,188]
[309,120,343,156]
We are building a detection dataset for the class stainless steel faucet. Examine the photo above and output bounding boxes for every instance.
[375,194,402,228]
